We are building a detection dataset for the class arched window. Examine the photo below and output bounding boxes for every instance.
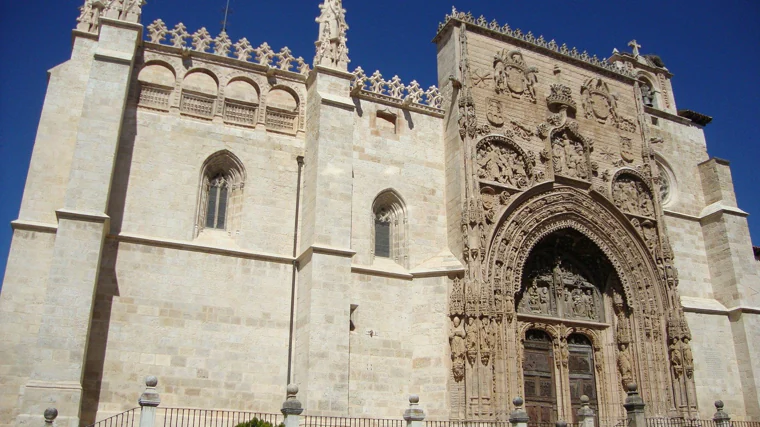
[196,151,246,237]
[371,190,408,267]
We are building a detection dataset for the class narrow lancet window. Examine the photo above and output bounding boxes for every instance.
[371,190,408,267]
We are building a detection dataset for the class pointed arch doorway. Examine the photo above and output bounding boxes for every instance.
[517,229,614,423]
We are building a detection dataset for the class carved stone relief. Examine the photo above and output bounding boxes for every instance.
[314,0,350,70]
[612,173,655,218]
[620,136,635,163]
[493,50,538,102]
[551,130,590,181]
[487,98,505,126]
[581,77,619,125]
[476,136,536,189]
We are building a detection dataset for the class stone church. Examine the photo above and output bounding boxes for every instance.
[1,1,758,426]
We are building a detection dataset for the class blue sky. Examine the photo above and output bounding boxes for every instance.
[1,0,759,284]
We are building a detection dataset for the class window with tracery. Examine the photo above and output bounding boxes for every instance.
[371,190,408,267]
[196,151,246,237]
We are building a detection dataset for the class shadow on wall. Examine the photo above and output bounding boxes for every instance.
[79,90,137,424]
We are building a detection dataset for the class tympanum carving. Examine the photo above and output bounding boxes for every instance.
[476,136,536,189]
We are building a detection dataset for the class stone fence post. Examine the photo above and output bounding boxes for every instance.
[404,395,425,427]
[623,383,646,427]
[577,395,595,427]
[509,397,530,427]
[281,384,303,427]
[138,376,161,427]
[713,401,731,427]
[44,408,58,426]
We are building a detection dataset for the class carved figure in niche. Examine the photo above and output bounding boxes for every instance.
[641,83,655,107]
[613,174,655,217]
[682,338,694,378]
[617,343,634,388]
[450,316,467,382]
[458,95,477,140]
[476,139,532,188]
[641,220,658,253]
[581,77,619,125]
[480,317,495,365]
[585,289,596,319]
[527,281,542,313]
[465,317,479,366]
[493,50,538,102]
[670,339,684,379]
[551,131,589,180]
[487,98,505,127]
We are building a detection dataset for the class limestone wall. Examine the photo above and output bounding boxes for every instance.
[350,101,447,268]
[0,230,56,427]
[81,239,292,422]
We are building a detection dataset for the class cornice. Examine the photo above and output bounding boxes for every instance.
[434,12,636,83]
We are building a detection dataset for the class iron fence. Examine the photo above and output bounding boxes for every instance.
[302,416,406,427]
[647,420,760,427]
[426,422,511,427]
[158,408,283,427]
[85,408,140,427]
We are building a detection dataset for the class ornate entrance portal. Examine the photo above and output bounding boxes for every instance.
[448,184,698,421]
[517,229,611,423]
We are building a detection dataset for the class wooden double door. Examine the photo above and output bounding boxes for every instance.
[523,330,598,424]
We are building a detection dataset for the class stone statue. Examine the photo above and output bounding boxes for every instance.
[617,343,634,388]
[552,134,567,174]
[641,84,654,107]
[465,317,479,366]
[450,316,467,382]
[670,339,683,378]
[682,338,694,378]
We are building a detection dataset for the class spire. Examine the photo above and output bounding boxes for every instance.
[76,0,145,34]
[313,0,350,70]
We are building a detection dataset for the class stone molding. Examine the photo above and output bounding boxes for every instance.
[643,106,694,126]
[10,220,58,234]
[55,209,110,224]
[114,232,294,264]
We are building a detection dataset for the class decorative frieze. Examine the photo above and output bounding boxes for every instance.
[351,68,443,114]
[436,7,636,79]
[145,20,310,76]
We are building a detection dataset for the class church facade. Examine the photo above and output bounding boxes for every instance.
[1,1,759,426]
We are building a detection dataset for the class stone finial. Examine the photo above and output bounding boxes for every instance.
[314,0,350,70]
[713,400,730,422]
[556,421,568,427]
[509,397,530,424]
[281,384,304,415]
[44,408,58,424]
[139,376,161,407]
[403,395,425,422]
[623,383,645,412]
[578,395,595,417]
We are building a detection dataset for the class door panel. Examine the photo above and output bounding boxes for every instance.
[524,330,557,425]
[568,335,598,423]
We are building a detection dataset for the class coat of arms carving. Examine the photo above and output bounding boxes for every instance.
[581,78,618,124]
[620,136,635,163]
[487,98,504,127]
[493,50,538,103]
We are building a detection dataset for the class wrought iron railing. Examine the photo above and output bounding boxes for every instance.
[158,408,283,427]
[302,416,405,427]
[647,419,760,427]
[86,408,140,427]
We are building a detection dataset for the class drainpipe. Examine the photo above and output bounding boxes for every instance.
[287,156,304,385]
